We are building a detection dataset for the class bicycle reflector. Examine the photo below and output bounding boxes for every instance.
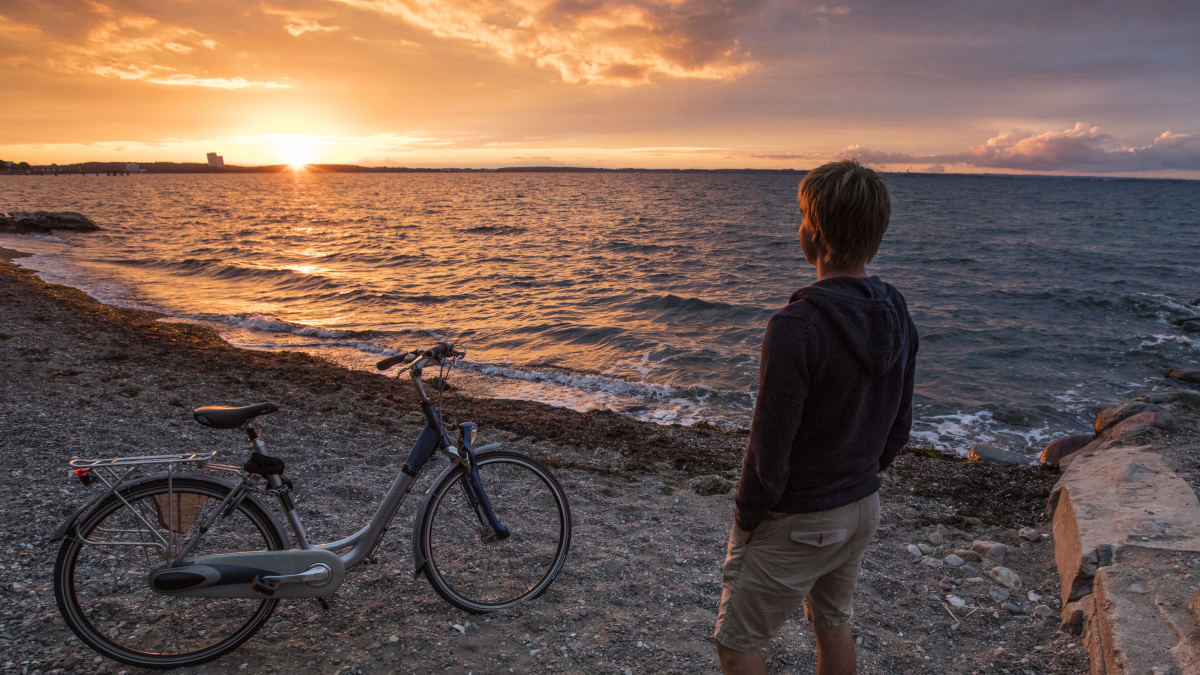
[74,468,95,486]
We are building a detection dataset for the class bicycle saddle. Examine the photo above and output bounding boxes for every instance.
[193,402,280,429]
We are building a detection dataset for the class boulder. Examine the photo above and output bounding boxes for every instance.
[971,540,1009,564]
[968,444,1028,464]
[691,475,733,496]
[1166,367,1200,384]
[989,566,1023,590]
[1109,421,1150,442]
[1182,320,1200,334]
[0,211,101,233]
[1039,434,1095,466]
[989,405,1034,427]
[953,548,983,563]
[1093,401,1166,435]
[1122,410,1175,431]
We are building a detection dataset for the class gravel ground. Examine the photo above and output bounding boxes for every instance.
[0,250,1092,675]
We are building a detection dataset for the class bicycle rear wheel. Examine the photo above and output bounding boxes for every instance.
[417,450,572,613]
[54,476,286,669]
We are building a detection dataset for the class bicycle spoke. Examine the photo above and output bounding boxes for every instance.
[56,478,282,668]
[421,453,570,612]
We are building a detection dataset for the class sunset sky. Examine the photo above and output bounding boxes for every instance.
[3,0,1199,176]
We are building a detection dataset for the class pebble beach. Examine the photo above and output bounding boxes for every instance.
[0,248,1107,674]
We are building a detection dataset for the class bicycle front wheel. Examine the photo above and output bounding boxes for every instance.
[54,476,286,669]
[417,450,572,613]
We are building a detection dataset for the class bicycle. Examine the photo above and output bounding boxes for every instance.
[50,341,572,669]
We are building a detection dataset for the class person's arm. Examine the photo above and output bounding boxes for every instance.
[878,331,918,473]
[734,315,809,534]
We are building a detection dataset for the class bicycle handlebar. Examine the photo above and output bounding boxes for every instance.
[375,342,456,371]
[423,342,452,359]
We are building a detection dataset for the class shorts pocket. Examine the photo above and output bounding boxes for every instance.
[790,528,847,547]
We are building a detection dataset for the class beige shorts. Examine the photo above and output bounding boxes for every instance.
[713,492,880,652]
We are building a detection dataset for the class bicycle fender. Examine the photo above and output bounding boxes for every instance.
[412,462,460,577]
[51,493,109,542]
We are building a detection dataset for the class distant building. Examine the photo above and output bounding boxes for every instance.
[206,152,225,168]
[125,163,146,174]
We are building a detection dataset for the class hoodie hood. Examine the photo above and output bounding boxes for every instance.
[787,276,910,377]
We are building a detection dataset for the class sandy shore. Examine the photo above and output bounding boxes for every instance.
[0,250,1090,674]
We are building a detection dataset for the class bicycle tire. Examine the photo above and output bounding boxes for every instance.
[416,450,572,613]
[53,476,287,669]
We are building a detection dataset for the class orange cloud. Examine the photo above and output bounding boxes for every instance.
[0,14,43,36]
[147,74,291,89]
[332,0,762,84]
[261,4,343,36]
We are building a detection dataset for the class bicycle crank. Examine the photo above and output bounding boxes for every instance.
[147,549,346,599]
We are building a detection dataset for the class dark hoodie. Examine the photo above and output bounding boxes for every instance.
[734,275,918,532]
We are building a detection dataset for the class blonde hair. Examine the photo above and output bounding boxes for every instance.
[798,160,891,267]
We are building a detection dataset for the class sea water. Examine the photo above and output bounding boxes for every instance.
[2,171,1198,456]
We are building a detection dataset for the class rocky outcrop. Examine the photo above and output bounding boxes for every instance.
[0,211,101,233]
[1047,390,1200,674]
[1167,367,1200,385]
[1094,400,1166,435]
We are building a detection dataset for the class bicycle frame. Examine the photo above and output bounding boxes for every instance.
[241,360,510,573]
[59,349,509,579]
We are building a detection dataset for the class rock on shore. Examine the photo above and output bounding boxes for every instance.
[0,211,101,233]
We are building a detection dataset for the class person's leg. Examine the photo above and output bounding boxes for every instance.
[715,640,770,675]
[803,493,880,675]
[812,622,856,675]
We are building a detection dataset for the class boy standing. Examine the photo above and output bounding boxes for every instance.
[714,160,918,675]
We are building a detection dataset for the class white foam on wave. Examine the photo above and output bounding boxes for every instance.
[209,313,355,339]
[466,362,683,400]
[910,410,998,456]
[450,367,720,427]
[0,235,155,311]
[1130,292,1200,321]
[1135,334,1198,353]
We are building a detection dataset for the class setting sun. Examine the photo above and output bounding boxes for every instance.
[263,134,324,167]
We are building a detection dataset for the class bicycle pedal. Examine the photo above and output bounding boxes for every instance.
[251,576,280,597]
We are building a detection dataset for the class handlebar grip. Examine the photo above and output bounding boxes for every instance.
[423,342,452,359]
[375,354,409,371]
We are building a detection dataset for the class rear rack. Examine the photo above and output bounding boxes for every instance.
[69,451,219,470]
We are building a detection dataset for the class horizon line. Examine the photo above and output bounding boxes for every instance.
[5,161,1199,182]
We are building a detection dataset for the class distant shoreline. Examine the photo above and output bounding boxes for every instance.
[5,163,1197,182]
[4,163,806,176]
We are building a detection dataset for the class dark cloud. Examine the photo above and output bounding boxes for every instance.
[334,0,770,84]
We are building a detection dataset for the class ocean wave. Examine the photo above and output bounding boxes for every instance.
[463,225,527,235]
[209,313,358,338]
[108,257,343,291]
[605,240,695,253]
[314,251,424,265]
